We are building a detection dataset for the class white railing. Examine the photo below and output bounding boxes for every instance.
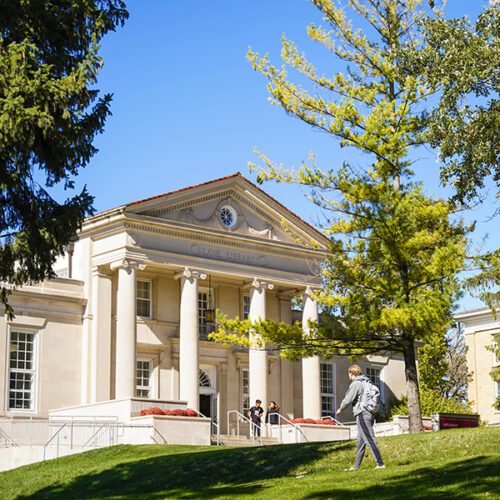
[227,410,260,445]
[0,417,122,460]
[321,415,350,439]
[43,422,68,460]
[191,409,220,446]
[0,417,51,446]
[321,415,343,425]
[346,419,405,439]
[0,428,18,447]
[83,421,121,448]
[272,414,309,443]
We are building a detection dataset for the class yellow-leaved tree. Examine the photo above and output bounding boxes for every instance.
[211,0,470,433]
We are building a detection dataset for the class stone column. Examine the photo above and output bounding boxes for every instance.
[278,291,295,419]
[90,265,112,402]
[176,267,206,411]
[248,278,273,410]
[302,287,322,419]
[112,259,145,400]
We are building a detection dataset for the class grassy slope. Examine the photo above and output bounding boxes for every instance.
[0,427,499,499]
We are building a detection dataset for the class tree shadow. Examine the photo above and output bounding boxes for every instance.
[20,442,346,499]
[304,456,500,499]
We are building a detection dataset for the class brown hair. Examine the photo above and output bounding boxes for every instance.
[348,364,362,376]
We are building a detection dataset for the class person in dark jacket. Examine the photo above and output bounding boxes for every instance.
[248,399,264,437]
[265,401,280,425]
[337,364,385,470]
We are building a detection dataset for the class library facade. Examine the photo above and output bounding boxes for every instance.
[1,173,407,429]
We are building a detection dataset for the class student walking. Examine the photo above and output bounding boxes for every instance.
[248,399,264,437]
[337,364,385,470]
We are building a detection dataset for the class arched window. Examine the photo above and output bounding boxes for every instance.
[199,369,212,388]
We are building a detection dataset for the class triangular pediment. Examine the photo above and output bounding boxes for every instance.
[124,174,329,250]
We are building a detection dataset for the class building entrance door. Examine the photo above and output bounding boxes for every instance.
[199,394,211,418]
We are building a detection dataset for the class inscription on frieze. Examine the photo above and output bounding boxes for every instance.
[191,244,267,267]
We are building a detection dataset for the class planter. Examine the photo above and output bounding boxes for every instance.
[129,415,211,445]
[270,423,350,443]
[392,415,433,432]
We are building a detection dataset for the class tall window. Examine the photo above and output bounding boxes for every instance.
[241,368,250,414]
[320,362,336,417]
[243,295,250,320]
[366,366,383,402]
[198,291,215,338]
[9,331,37,410]
[137,280,152,318]
[136,359,152,398]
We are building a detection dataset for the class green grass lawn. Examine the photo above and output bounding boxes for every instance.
[0,427,499,499]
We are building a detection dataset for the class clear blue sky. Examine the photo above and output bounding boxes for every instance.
[66,0,497,310]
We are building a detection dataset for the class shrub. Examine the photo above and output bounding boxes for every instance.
[392,389,472,416]
[291,418,335,425]
[140,407,199,417]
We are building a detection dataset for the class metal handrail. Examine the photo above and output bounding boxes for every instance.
[43,422,68,460]
[190,409,220,446]
[321,415,343,425]
[273,414,309,444]
[227,410,260,445]
[0,428,18,447]
[83,422,115,448]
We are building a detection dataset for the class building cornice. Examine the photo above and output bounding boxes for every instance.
[9,288,86,306]
[82,213,328,263]
[454,307,499,322]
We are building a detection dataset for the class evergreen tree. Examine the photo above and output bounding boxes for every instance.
[212,0,469,432]
[0,1,128,315]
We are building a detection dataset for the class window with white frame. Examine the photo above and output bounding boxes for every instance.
[366,366,384,403]
[243,294,250,320]
[137,279,152,318]
[320,362,336,417]
[9,331,37,410]
[241,368,250,414]
[136,359,153,398]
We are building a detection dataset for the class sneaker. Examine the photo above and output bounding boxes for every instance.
[376,464,386,469]
[344,466,359,471]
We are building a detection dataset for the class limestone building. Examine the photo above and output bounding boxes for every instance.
[1,174,407,428]
[456,308,500,425]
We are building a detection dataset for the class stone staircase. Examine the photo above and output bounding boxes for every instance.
[216,434,282,447]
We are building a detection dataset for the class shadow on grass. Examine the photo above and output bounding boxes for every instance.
[305,455,500,500]
[21,442,342,499]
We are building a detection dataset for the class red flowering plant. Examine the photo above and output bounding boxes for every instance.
[291,418,335,425]
[140,407,199,417]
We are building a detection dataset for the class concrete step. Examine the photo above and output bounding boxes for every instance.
[216,435,282,447]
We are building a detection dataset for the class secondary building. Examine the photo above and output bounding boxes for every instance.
[456,307,500,425]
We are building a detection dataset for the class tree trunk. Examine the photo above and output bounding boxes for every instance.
[403,340,424,433]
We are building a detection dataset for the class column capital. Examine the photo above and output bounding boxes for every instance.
[91,265,112,278]
[110,258,146,272]
[64,242,75,255]
[243,278,274,291]
[174,266,207,281]
[303,286,320,298]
